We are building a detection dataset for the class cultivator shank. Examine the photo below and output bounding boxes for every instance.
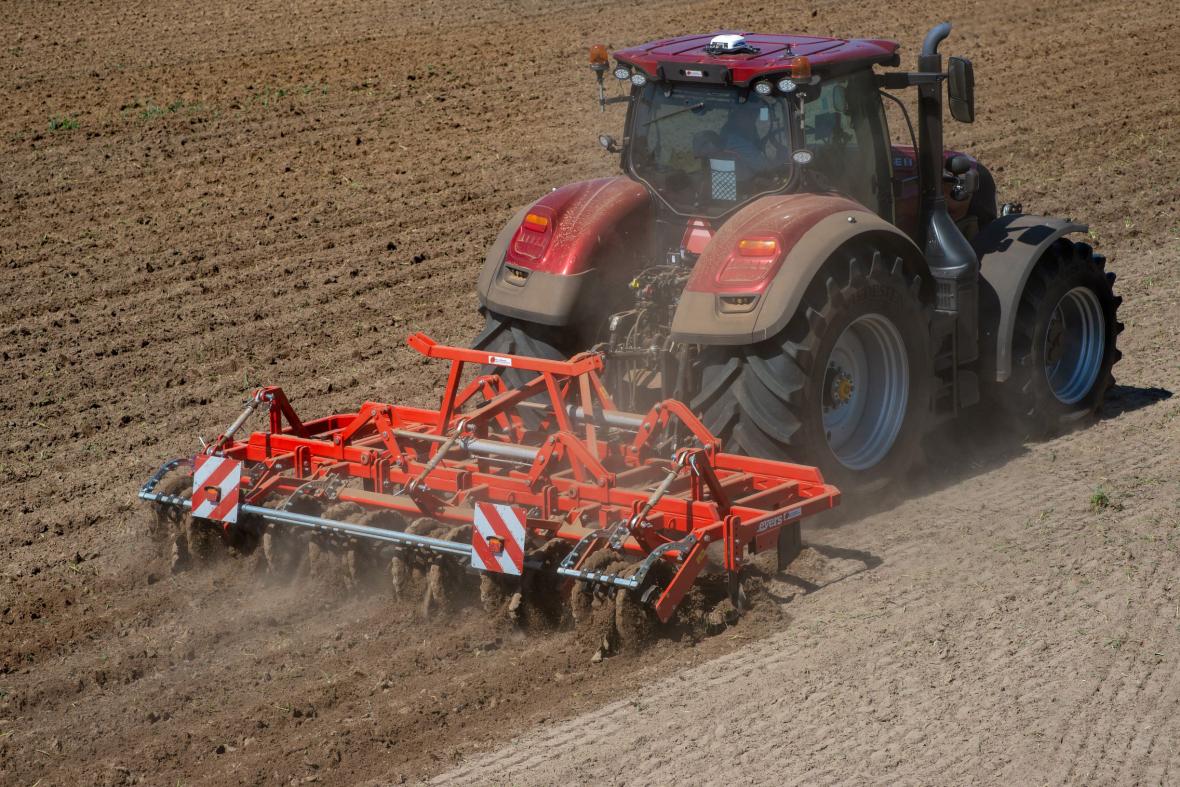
[140,335,839,622]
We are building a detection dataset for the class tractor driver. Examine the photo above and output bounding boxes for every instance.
[717,97,786,178]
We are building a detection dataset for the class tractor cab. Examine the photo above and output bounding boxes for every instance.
[592,31,982,246]
[594,34,902,225]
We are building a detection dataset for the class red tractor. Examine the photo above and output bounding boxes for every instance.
[473,23,1122,491]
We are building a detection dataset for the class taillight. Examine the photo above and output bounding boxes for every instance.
[737,238,779,256]
[507,206,555,265]
[522,212,550,232]
[681,218,713,256]
[717,236,783,286]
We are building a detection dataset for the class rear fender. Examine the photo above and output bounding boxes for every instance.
[974,213,1088,381]
[477,177,650,326]
[671,194,931,345]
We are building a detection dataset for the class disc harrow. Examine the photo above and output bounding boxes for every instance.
[139,334,840,628]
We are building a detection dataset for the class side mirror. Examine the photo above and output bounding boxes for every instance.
[598,134,620,154]
[947,56,975,123]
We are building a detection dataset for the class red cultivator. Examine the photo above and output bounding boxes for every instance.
[139,335,839,624]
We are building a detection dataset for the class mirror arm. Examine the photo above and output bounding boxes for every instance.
[876,72,944,90]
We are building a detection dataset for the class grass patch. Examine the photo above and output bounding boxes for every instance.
[48,115,79,132]
[1090,486,1111,512]
[248,83,329,108]
[121,98,203,122]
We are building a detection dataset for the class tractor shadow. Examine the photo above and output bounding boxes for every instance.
[735,383,1172,614]
[813,382,1172,528]
[1101,383,1172,419]
[918,382,1171,493]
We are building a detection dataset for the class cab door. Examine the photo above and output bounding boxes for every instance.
[802,71,894,221]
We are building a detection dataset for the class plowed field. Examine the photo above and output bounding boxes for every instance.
[2,0,1178,783]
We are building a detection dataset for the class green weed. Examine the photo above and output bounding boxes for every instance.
[48,115,79,132]
[1090,486,1111,512]
[123,99,202,122]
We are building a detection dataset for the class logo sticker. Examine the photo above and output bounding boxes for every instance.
[755,507,802,534]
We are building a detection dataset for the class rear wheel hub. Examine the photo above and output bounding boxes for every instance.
[1044,286,1106,405]
[821,313,909,471]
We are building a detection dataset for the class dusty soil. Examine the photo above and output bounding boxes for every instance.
[2,0,1178,784]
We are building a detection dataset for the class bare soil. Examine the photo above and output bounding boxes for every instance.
[2,0,1179,784]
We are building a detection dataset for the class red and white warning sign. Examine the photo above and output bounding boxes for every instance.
[191,454,243,524]
[470,502,526,576]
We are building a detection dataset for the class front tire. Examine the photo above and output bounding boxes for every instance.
[693,248,931,493]
[1003,239,1122,432]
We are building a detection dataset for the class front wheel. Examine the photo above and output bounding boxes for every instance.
[693,248,931,493]
[1002,239,1122,432]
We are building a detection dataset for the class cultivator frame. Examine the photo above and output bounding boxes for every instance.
[140,334,839,621]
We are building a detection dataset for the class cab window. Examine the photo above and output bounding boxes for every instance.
[804,72,892,218]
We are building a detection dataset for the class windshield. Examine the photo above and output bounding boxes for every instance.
[627,83,796,217]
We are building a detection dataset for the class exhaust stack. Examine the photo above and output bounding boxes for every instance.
[917,22,980,363]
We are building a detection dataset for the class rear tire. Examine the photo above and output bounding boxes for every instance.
[1002,239,1122,433]
[470,309,571,386]
[693,247,931,493]
[470,310,576,429]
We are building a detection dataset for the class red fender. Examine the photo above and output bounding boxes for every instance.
[477,177,650,326]
[671,193,929,345]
